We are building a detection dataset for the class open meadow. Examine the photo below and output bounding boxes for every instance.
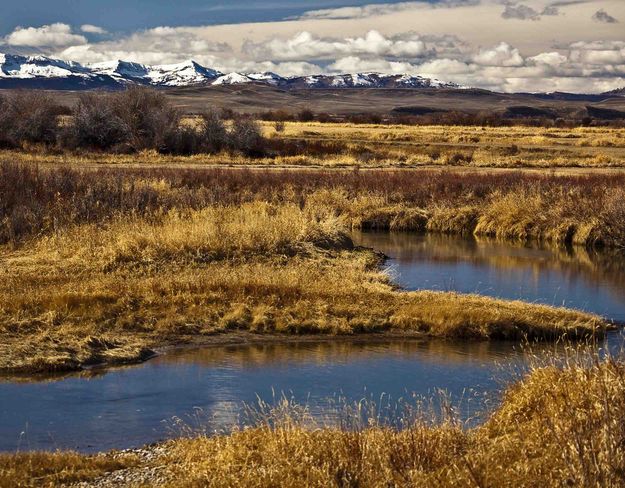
[1,88,625,487]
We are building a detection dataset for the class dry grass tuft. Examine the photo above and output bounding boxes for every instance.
[0,450,136,487]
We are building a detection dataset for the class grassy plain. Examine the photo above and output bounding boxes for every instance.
[2,122,625,169]
[260,122,625,168]
[3,355,625,487]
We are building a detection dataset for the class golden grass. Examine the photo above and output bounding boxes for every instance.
[0,450,136,487]
[260,122,625,168]
[0,202,606,372]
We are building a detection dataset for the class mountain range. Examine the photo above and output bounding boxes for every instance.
[0,53,460,90]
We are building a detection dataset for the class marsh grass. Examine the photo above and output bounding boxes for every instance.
[0,450,137,487]
[0,199,606,372]
[3,162,625,248]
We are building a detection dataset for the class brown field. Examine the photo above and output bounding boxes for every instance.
[1,162,619,372]
[47,84,625,117]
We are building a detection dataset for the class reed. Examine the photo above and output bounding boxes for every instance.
[3,162,625,248]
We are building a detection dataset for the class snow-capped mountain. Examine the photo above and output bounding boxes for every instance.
[0,53,460,90]
[90,60,221,87]
[284,73,457,89]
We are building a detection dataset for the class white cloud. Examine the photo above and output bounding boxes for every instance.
[327,56,419,73]
[59,26,231,66]
[528,51,567,66]
[5,23,87,48]
[568,40,625,65]
[242,31,457,62]
[473,42,524,66]
[80,24,108,35]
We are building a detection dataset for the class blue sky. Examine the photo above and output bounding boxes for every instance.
[1,0,624,93]
[1,0,413,34]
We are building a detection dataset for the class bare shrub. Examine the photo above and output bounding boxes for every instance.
[298,108,315,122]
[198,111,227,153]
[64,93,131,150]
[274,120,286,133]
[62,87,182,153]
[0,91,62,146]
[229,117,265,156]
[109,87,181,151]
[161,126,203,155]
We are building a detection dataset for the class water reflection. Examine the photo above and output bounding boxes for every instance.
[354,231,625,321]
[0,339,530,452]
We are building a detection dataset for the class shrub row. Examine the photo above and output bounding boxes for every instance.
[258,108,625,128]
[0,88,265,156]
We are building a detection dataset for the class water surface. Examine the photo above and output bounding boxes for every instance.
[353,231,625,322]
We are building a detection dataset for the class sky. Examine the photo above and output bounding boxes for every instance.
[1,0,624,93]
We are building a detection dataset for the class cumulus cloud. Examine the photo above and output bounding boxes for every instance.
[80,24,108,35]
[592,9,618,24]
[528,51,567,66]
[473,42,524,66]
[243,31,439,61]
[59,26,231,66]
[5,23,87,48]
[568,40,625,65]
[328,56,419,73]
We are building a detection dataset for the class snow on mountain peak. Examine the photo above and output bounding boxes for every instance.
[0,52,461,90]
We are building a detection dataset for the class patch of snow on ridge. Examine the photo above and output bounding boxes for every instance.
[148,60,220,86]
[212,72,253,85]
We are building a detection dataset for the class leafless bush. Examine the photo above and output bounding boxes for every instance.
[298,108,315,122]
[161,126,204,155]
[110,87,181,151]
[229,117,265,156]
[0,91,62,147]
[198,111,227,153]
[64,92,131,150]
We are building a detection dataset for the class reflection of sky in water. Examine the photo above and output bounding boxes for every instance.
[354,231,625,322]
[1,232,624,452]
[0,340,530,452]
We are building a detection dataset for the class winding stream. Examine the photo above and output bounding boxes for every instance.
[1,232,623,452]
